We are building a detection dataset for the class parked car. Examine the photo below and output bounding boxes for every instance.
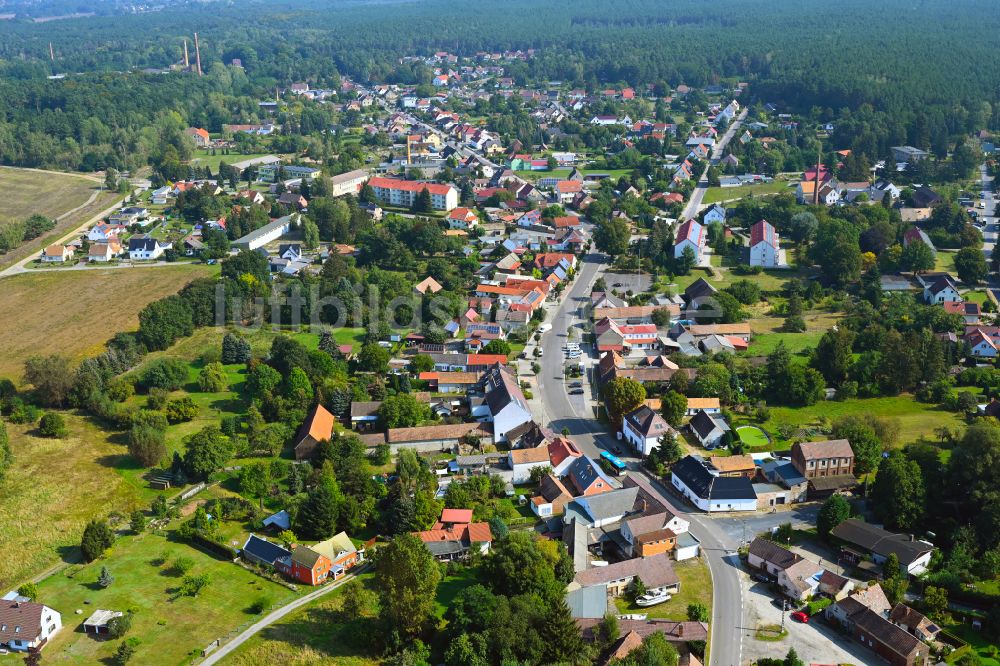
[569,388,585,395]
[751,572,772,583]
[790,611,809,623]
[568,381,583,388]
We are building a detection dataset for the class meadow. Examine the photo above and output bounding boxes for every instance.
[0,264,217,379]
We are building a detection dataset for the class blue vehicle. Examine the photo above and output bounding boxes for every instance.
[600,450,626,475]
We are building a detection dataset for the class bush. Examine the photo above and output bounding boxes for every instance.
[105,378,135,403]
[781,315,807,332]
[171,556,194,576]
[248,597,270,614]
[8,400,41,424]
[141,358,189,391]
[198,363,228,393]
[108,611,132,638]
[114,636,140,664]
[16,582,37,600]
[38,412,68,438]
[146,387,169,410]
[165,397,198,423]
[180,573,210,597]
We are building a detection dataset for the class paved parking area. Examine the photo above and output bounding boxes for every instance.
[741,575,878,665]
[602,271,651,294]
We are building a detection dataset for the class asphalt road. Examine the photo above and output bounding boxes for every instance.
[681,109,748,220]
[977,164,999,302]
[534,251,745,666]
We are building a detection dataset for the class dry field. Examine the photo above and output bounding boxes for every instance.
[0,264,216,380]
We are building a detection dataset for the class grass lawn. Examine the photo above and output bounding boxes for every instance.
[0,416,143,590]
[190,150,287,172]
[736,425,770,447]
[702,181,793,205]
[747,309,842,357]
[226,572,380,666]
[0,265,217,380]
[935,250,957,275]
[945,623,1000,666]
[736,395,966,448]
[35,527,297,665]
[614,557,712,621]
[434,567,480,618]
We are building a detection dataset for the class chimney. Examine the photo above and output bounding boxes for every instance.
[193,32,202,76]
[183,39,189,70]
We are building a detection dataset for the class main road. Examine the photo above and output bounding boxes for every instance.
[535,251,745,666]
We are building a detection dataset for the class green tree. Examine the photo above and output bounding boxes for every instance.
[812,327,856,386]
[38,412,67,438]
[357,343,390,373]
[246,363,282,399]
[115,637,139,664]
[17,582,37,600]
[955,246,988,285]
[296,475,343,539]
[410,354,435,374]
[482,339,512,356]
[137,295,194,351]
[870,452,925,531]
[99,566,115,588]
[676,245,697,275]
[412,187,434,214]
[687,602,710,622]
[374,534,441,637]
[128,425,166,467]
[0,421,12,483]
[379,393,430,429]
[238,461,273,506]
[831,416,883,474]
[129,510,146,533]
[660,390,687,427]
[221,333,252,364]
[923,585,948,620]
[817,494,851,540]
[594,217,631,256]
[182,426,234,479]
[23,354,74,407]
[197,362,228,392]
[899,240,935,273]
[302,216,320,249]
[180,573,211,597]
[80,518,115,562]
[604,377,646,426]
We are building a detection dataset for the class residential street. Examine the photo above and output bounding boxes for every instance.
[978,164,998,303]
[681,108,748,220]
[532,251,745,666]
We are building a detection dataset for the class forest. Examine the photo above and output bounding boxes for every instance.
[0,0,999,172]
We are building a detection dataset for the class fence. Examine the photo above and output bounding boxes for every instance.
[179,482,207,501]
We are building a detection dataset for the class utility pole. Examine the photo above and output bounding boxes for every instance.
[48,42,54,62]
[780,598,787,632]
[183,39,189,71]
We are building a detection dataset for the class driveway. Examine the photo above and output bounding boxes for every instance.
[742,575,876,665]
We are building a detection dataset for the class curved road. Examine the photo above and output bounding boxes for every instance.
[535,251,743,666]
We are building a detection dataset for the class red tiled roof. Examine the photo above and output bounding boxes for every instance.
[368,176,454,196]
[440,508,473,524]
[750,219,777,247]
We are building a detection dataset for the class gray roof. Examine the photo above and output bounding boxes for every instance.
[233,214,295,247]
[831,519,934,566]
[624,405,670,438]
[574,552,680,589]
[566,584,608,619]
[689,410,729,440]
[565,487,639,525]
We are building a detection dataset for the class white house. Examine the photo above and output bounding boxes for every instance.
[922,276,962,304]
[670,455,757,512]
[40,244,74,263]
[688,410,731,449]
[446,207,479,230]
[481,364,532,443]
[507,446,551,484]
[968,329,999,358]
[673,219,705,260]
[702,204,727,226]
[749,219,781,268]
[621,405,673,457]
[0,599,62,652]
[127,236,171,261]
